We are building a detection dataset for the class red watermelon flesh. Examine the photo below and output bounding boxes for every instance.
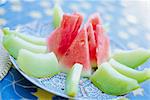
[72,13,83,33]
[88,13,101,30]
[95,25,110,65]
[86,23,97,67]
[47,13,83,59]
[47,28,60,55]
[87,13,110,66]
[103,35,110,62]
[60,27,91,76]
[58,14,81,56]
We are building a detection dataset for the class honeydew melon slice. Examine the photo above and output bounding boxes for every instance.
[3,34,47,58]
[65,63,83,97]
[90,62,140,95]
[109,59,150,83]
[2,28,46,46]
[53,4,63,28]
[17,49,60,78]
[112,48,150,69]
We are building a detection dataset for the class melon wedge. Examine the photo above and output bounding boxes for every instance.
[60,27,91,77]
[65,63,83,97]
[3,34,47,59]
[109,59,150,83]
[17,49,60,78]
[53,4,63,28]
[2,28,46,46]
[112,48,150,69]
[90,62,140,95]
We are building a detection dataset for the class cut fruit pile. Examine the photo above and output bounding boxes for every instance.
[2,4,150,97]
[47,13,110,76]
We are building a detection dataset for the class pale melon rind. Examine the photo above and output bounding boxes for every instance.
[2,28,46,45]
[2,34,47,59]
[90,62,140,95]
[17,49,60,78]
[59,63,91,77]
[65,63,83,97]
[112,48,150,69]
[53,4,63,28]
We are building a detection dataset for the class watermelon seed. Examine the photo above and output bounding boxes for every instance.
[80,40,85,46]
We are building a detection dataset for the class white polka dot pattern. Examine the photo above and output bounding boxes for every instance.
[44,8,53,16]
[125,14,138,24]
[0,8,5,15]
[118,31,129,39]
[127,42,139,49]
[29,11,42,19]
[145,34,150,41]
[11,5,22,12]
[0,18,7,25]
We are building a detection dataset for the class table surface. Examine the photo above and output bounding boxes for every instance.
[0,0,150,100]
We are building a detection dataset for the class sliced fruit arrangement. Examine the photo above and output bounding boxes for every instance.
[90,62,140,95]
[47,13,110,76]
[65,63,83,97]
[112,48,150,69]
[17,49,60,78]
[2,4,150,97]
[2,12,110,77]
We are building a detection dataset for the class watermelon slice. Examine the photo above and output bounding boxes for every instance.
[87,13,110,66]
[59,13,83,56]
[60,27,91,76]
[95,25,110,65]
[89,13,110,65]
[86,23,97,67]
[47,13,83,59]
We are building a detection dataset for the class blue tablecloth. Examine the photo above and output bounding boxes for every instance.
[0,0,150,99]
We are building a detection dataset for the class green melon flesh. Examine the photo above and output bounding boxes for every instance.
[90,62,140,95]
[109,59,150,83]
[2,28,46,45]
[112,48,150,69]
[17,49,60,78]
[3,34,47,59]
[65,63,83,97]
[53,4,63,28]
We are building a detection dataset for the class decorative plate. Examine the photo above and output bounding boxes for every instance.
[10,21,150,100]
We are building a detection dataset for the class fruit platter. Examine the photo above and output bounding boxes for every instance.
[1,5,150,99]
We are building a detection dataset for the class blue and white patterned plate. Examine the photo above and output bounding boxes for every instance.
[9,21,150,100]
